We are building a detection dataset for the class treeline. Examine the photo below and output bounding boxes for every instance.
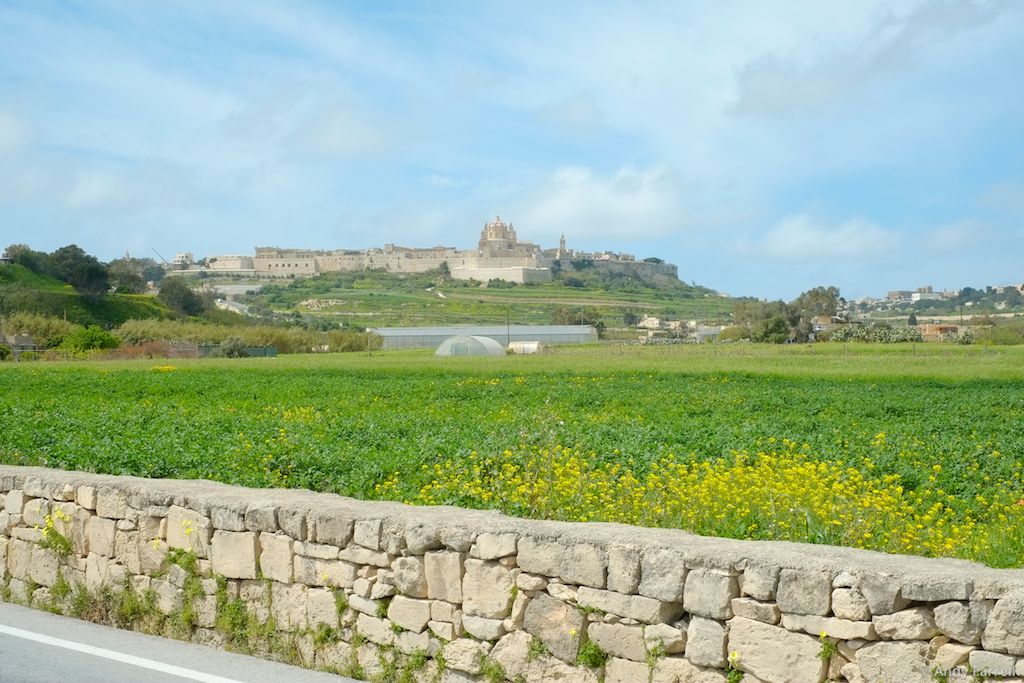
[4,244,165,299]
[0,312,379,360]
[724,286,842,343]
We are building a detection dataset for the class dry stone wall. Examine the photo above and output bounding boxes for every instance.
[2,465,1023,683]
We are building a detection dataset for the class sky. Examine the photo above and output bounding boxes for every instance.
[0,1,1022,300]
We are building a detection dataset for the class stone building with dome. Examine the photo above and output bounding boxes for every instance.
[229,216,678,285]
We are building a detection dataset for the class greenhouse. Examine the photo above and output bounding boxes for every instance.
[434,335,507,357]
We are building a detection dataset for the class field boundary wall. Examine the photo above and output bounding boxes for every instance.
[2,465,1023,683]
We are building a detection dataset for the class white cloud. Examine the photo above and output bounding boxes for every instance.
[515,165,685,242]
[923,219,984,252]
[746,214,900,261]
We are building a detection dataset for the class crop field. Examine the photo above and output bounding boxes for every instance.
[2,343,1023,566]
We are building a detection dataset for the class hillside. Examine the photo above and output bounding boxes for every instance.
[0,262,173,326]
[240,267,738,329]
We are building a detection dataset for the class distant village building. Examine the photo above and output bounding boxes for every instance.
[187,216,678,286]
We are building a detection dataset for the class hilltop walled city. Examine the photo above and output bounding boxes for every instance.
[170,216,680,286]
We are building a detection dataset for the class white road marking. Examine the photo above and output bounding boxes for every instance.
[0,623,245,683]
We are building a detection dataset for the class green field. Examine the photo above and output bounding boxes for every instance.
[2,343,1022,566]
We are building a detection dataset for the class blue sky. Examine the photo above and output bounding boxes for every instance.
[0,0,1021,299]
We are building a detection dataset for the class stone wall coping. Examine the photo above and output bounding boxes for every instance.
[3,465,1021,596]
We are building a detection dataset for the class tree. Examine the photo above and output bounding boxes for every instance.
[50,245,109,300]
[158,277,205,316]
[907,312,918,326]
[623,310,641,327]
[4,244,55,277]
[752,316,790,344]
[106,259,147,294]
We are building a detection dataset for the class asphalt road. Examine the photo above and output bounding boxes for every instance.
[0,601,354,683]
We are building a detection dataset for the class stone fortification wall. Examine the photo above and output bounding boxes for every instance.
[1,465,1023,683]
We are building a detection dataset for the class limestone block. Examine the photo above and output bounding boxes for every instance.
[95,487,128,519]
[353,519,382,550]
[607,544,641,594]
[855,641,932,683]
[652,656,729,683]
[901,579,973,603]
[395,629,439,656]
[392,556,428,598]
[523,592,585,664]
[243,504,277,533]
[63,505,91,557]
[639,548,687,603]
[461,614,506,641]
[404,521,441,555]
[727,616,825,683]
[431,600,459,622]
[294,556,358,588]
[85,552,110,589]
[210,505,245,532]
[166,506,212,558]
[306,588,339,628]
[11,527,42,543]
[983,591,1024,655]
[490,631,532,680]
[517,573,548,591]
[389,595,432,633]
[195,594,217,628]
[22,498,50,528]
[114,530,141,575]
[517,536,563,578]
[859,574,910,616]
[969,650,1017,678]
[933,643,975,669]
[684,568,738,620]
[239,580,270,622]
[730,597,781,625]
[934,600,991,645]
[576,585,684,624]
[873,607,940,640]
[349,595,381,616]
[86,516,116,558]
[685,616,728,668]
[425,551,464,603]
[258,533,293,583]
[0,536,6,578]
[152,578,183,615]
[276,508,307,541]
[440,527,474,553]
[356,613,395,646]
[606,657,649,683]
[462,558,514,619]
[5,489,25,515]
[525,654,601,683]
[548,582,576,602]
[312,513,353,547]
[781,613,876,640]
[271,582,308,630]
[589,622,646,661]
[337,545,390,568]
[75,485,96,511]
[210,530,259,579]
[140,538,168,575]
[445,638,489,674]
[168,563,189,588]
[509,589,530,629]
[429,620,457,641]
[370,578,396,599]
[776,569,831,616]
[294,541,338,560]
[740,565,780,601]
[562,543,606,588]
[832,588,871,621]
[29,547,59,587]
[645,622,686,654]
[471,532,518,560]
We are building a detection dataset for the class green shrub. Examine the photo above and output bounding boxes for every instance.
[61,325,120,352]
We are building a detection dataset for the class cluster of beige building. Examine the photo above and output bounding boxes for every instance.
[177,216,678,286]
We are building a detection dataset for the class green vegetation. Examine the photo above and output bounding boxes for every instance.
[1,344,1023,566]
[243,267,734,330]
